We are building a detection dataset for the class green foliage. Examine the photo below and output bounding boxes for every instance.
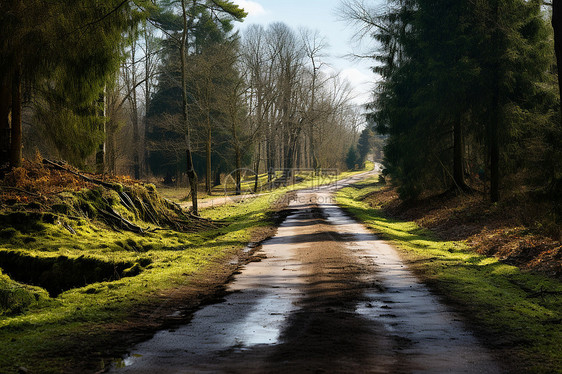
[357,127,373,166]
[345,145,360,170]
[367,0,555,201]
[1,0,152,167]
[146,1,244,179]
[35,101,104,167]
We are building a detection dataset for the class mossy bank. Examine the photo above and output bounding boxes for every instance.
[0,184,279,373]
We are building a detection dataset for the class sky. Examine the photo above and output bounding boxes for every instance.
[230,0,377,106]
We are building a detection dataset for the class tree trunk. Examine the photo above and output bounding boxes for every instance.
[213,164,221,187]
[553,0,562,120]
[254,140,261,193]
[186,148,198,212]
[131,44,141,180]
[181,0,198,215]
[205,124,212,195]
[551,1,562,202]
[10,66,22,169]
[0,77,11,166]
[267,125,274,183]
[453,119,467,190]
[143,25,152,179]
[490,0,501,203]
[235,146,241,195]
[95,91,106,174]
[132,96,140,179]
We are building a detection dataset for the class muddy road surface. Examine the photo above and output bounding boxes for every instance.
[111,174,502,373]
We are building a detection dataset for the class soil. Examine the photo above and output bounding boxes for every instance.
[363,185,562,278]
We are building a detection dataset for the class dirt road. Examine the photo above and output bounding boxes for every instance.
[111,174,502,373]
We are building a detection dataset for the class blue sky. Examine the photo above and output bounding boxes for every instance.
[231,0,377,106]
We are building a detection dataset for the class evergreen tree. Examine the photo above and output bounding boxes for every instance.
[346,145,360,170]
[146,0,245,210]
[0,0,150,168]
[357,127,374,167]
[366,0,551,200]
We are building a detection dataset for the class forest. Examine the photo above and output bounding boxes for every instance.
[1,1,562,372]
[343,0,561,238]
[1,0,559,224]
[0,0,375,216]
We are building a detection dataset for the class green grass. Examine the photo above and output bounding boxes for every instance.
[0,188,279,373]
[337,177,562,374]
[159,162,374,205]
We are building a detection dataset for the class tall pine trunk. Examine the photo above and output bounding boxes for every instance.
[181,0,198,215]
[205,124,211,195]
[490,0,501,203]
[95,91,106,174]
[453,119,467,190]
[0,77,11,166]
[553,0,562,117]
[132,91,140,179]
[10,65,22,168]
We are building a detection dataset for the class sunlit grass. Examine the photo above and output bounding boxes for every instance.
[160,162,374,206]
[0,188,282,373]
[337,177,562,374]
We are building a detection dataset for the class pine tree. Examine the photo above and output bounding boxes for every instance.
[0,0,151,168]
[357,127,373,167]
[364,0,551,200]
[146,0,245,212]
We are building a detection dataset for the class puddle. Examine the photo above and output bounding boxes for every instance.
[317,191,503,373]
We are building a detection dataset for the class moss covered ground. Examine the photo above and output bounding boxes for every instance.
[0,187,277,373]
[337,177,562,374]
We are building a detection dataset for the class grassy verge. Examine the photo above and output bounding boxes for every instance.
[160,162,374,207]
[0,191,278,373]
[337,177,562,374]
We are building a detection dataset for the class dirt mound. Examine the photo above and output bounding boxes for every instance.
[0,159,220,233]
[364,186,562,277]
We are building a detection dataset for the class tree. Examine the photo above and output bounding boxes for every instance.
[345,145,360,170]
[240,23,358,180]
[0,0,150,168]
[147,0,245,213]
[345,0,552,201]
[357,127,373,167]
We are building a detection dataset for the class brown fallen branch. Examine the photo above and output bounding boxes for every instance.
[98,207,144,234]
[0,186,41,197]
[43,158,117,190]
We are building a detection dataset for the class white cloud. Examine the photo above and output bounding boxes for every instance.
[231,0,267,17]
[339,68,374,105]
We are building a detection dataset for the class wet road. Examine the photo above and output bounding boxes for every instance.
[111,173,502,373]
